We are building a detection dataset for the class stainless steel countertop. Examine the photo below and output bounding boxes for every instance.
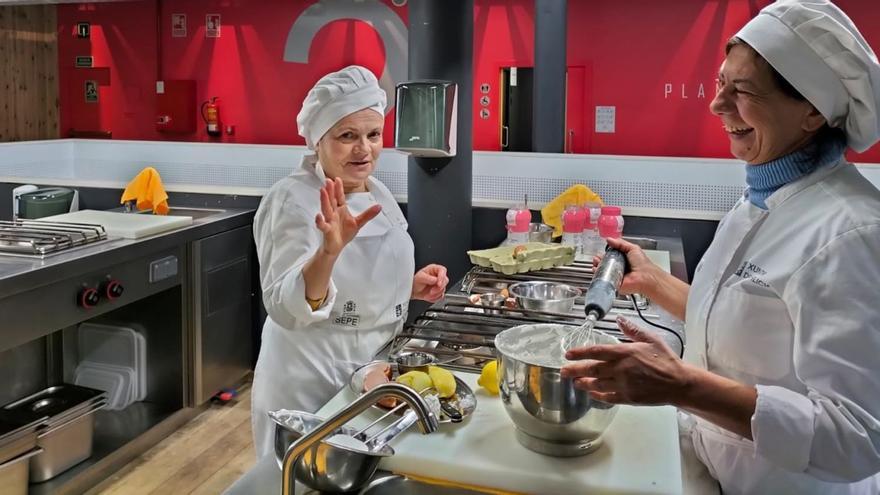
[0,208,255,299]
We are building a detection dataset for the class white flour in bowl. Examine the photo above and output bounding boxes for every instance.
[495,324,610,368]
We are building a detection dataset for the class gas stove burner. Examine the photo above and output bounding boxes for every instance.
[0,220,107,258]
[388,262,674,373]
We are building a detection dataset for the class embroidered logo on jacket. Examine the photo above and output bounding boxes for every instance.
[734,261,770,288]
[335,300,360,327]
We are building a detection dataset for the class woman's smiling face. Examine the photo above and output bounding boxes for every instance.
[316,109,384,193]
[709,44,824,164]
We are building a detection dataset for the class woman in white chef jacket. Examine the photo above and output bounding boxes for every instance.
[562,2,880,494]
[250,66,449,459]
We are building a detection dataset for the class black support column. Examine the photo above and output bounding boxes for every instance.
[407,0,474,282]
[533,0,567,152]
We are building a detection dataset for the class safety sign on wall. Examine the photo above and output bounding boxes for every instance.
[480,108,490,120]
[75,56,93,68]
[480,83,490,94]
[480,95,490,106]
[76,22,90,39]
[85,81,98,103]
[206,14,221,38]
[172,14,186,38]
[595,106,616,133]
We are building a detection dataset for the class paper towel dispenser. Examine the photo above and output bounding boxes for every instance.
[394,81,457,157]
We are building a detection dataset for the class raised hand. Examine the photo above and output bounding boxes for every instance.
[315,177,381,256]
[411,264,449,302]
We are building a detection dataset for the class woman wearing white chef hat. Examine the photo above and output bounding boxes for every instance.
[251,66,448,458]
[562,2,880,493]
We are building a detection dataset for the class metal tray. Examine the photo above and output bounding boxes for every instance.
[348,361,476,424]
[2,384,105,425]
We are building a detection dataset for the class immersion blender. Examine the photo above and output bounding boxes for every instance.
[563,246,629,350]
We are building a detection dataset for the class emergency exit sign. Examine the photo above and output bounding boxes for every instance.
[76,22,90,38]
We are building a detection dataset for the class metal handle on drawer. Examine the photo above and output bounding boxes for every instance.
[38,401,106,438]
[0,447,43,470]
[501,125,509,149]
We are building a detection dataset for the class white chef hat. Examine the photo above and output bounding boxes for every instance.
[735,0,880,152]
[296,65,386,150]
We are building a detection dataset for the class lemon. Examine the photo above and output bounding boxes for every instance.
[477,360,500,396]
[396,371,433,392]
[427,366,457,398]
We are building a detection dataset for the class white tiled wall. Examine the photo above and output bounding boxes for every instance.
[2,139,878,221]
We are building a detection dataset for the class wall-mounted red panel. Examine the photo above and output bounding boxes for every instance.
[156,80,197,134]
[56,0,880,162]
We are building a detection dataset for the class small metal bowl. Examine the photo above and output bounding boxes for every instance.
[394,351,436,374]
[477,293,507,315]
[509,281,581,314]
[528,223,554,243]
[270,410,393,493]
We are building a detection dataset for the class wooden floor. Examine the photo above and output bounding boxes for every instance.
[89,387,256,495]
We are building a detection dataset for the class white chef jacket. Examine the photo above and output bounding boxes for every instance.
[250,155,414,459]
[684,157,880,494]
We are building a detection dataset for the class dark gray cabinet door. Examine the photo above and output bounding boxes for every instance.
[192,225,253,404]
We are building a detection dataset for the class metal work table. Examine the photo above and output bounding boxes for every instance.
[0,208,255,296]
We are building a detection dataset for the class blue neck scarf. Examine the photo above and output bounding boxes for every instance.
[745,137,846,209]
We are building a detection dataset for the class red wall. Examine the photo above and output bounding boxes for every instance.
[58,0,880,162]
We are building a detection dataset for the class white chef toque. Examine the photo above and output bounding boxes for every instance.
[735,0,880,152]
[296,65,387,150]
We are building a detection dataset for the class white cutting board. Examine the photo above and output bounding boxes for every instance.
[317,373,682,494]
[41,209,192,239]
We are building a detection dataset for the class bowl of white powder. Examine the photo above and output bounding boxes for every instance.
[494,323,620,457]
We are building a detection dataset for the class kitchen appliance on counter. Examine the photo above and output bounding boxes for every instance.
[2,385,106,482]
[0,220,107,258]
[388,259,679,374]
[13,187,79,220]
[394,81,457,157]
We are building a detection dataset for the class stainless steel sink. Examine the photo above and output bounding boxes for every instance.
[133,206,225,220]
[622,236,658,250]
[357,475,489,495]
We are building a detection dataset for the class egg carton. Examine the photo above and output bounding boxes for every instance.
[467,243,576,275]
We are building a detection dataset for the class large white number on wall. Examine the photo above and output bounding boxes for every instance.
[284,0,408,115]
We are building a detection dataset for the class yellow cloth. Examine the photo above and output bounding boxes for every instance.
[120,166,169,215]
[540,184,602,237]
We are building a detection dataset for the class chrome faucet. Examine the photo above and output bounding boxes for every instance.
[281,382,439,495]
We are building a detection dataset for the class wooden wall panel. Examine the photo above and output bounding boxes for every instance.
[0,5,59,142]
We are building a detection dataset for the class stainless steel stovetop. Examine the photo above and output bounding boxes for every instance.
[0,220,108,258]
[389,260,683,373]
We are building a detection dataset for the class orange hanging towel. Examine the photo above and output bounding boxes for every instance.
[120,166,169,215]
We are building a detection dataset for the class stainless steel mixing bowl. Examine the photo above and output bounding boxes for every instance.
[494,324,619,456]
[528,223,554,243]
[394,351,436,374]
[269,410,393,493]
[508,281,581,314]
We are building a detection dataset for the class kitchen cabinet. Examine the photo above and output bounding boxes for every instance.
[190,225,253,405]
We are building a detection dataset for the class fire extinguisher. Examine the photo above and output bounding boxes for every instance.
[201,97,221,137]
